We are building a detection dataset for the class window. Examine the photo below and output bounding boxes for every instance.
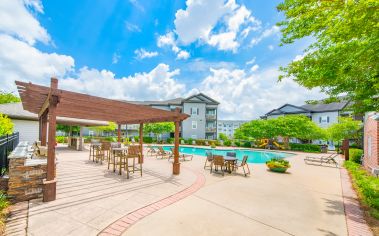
[192,121,197,129]
[190,107,199,116]
[319,116,329,123]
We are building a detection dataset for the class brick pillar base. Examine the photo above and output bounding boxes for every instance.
[173,162,180,175]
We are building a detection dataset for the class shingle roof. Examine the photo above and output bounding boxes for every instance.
[125,93,219,106]
[300,100,349,112]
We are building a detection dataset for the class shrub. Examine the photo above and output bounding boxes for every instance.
[266,158,291,169]
[143,137,154,143]
[0,191,9,232]
[134,136,139,142]
[224,140,231,146]
[289,143,321,153]
[349,148,363,164]
[345,161,379,219]
[55,136,67,143]
[195,139,206,145]
[186,138,193,145]
[234,141,241,147]
[166,138,174,144]
[214,140,221,146]
[0,113,13,136]
[243,141,251,148]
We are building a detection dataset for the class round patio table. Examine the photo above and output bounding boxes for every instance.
[224,156,237,173]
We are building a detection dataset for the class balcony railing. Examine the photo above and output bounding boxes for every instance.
[205,114,216,120]
[205,127,216,132]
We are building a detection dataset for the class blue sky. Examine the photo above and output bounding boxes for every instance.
[0,0,324,119]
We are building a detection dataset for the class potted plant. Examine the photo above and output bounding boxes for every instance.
[266,158,290,173]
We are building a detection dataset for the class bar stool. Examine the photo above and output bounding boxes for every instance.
[125,145,142,179]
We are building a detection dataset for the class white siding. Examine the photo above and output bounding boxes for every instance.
[12,119,39,143]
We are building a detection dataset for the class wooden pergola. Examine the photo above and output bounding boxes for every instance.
[16,78,189,202]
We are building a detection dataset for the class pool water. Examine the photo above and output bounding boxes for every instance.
[159,146,293,164]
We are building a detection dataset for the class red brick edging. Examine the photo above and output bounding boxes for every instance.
[340,168,373,236]
[98,167,205,236]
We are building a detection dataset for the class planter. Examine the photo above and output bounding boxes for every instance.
[268,167,288,173]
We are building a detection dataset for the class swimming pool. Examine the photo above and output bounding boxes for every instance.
[158,146,294,164]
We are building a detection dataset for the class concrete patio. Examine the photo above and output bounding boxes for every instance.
[9,146,351,236]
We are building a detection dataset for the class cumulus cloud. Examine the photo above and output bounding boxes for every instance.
[174,0,261,52]
[193,67,324,119]
[61,64,186,101]
[251,25,280,46]
[134,48,158,59]
[0,0,50,45]
[250,64,259,72]
[157,32,190,60]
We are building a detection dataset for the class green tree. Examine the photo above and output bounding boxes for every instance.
[144,122,174,141]
[0,91,20,104]
[89,122,117,136]
[218,133,229,142]
[327,117,362,142]
[0,113,14,136]
[277,0,379,114]
[56,125,80,135]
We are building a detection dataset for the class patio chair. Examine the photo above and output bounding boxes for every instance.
[210,155,225,176]
[147,145,157,155]
[304,153,339,167]
[125,145,142,179]
[94,145,106,164]
[235,155,250,176]
[204,151,213,169]
[101,142,112,162]
[156,146,171,159]
[168,148,193,161]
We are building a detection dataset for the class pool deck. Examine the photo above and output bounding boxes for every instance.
[5,145,372,235]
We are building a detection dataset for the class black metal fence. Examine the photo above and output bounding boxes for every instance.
[0,132,19,171]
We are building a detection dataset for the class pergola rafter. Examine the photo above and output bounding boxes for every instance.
[16,78,189,202]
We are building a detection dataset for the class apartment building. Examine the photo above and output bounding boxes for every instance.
[217,120,248,139]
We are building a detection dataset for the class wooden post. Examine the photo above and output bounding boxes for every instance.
[139,123,143,164]
[41,111,48,146]
[342,138,349,161]
[79,126,83,151]
[43,78,58,202]
[117,124,121,142]
[173,120,180,175]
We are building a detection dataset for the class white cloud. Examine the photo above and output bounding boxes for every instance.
[125,21,141,32]
[61,64,186,101]
[174,0,261,52]
[0,34,74,92]
[0,0,50,45]
[246,57,256,65]
[250,64,259,72]
[176,50,190,60]
[112,53,120,64]
[134,48,158,59]
[157,32,190,60]
[194,66,324,119]
[251,25,280,46]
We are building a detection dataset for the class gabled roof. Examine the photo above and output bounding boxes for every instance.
[265,104,310,116]
[183,93,219,105]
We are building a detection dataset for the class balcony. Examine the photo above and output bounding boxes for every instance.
[205,114,216,120]
[205,127,216,133]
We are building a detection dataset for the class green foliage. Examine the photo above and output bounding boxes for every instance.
[344,161,379,219]
[166,138,174,144]
[89,122,117,134]
[210,143,216,148]
[234,141,241,147]
[277,0,379,114]
[289,143,321,153]
[55,136,67,143]
[224,140,231,146]
[219,133,229,142]
[266,158,291,169]
[144,122,174,140]
[327,117,362,142]
[349,148,363,164]
[0,91,20,104]
[143,137,154,143]
[0,114,14,136]
[56,125,80,134]
[186,138,194,145]
[242,141,251,148]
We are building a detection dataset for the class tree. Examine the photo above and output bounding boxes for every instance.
[277,0,379,114]
[0,113,14,136]
[219,133,229,142]
[56,125,80,136]
[89,122,117,136]
[327,117,362,142]
[0,91,21,104]
[143,122,174,141]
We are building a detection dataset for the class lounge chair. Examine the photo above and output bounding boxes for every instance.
[156,146,171,159]
[235,155,250,176]
[147,145,157,155]
[204,151,213,169]
[304,153,339,167]
[210,155,225,176]
[168,148,193,161]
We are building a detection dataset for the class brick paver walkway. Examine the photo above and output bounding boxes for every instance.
[4,201,28,236]
[340,168,373,236]
[98,167,206,236]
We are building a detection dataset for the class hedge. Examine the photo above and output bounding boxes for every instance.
[344,161,379,219]
[289,143,321,153]
[349,148,363,164]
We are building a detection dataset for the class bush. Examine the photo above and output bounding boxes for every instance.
[0,114,13,136]
[289,143,321,153]
[0,191,9,232]
[234,141,241,147]
[134,136,139,142]
[266,158,291,169]
[344,161,379,219]
[143,137,154,143]
[243,141,251,148]
[349,148,363,164]
[55,136,67,143]
[195,139,206,145]
[166,138,174,144]
[186,138,193,145]
[224,140,231,146]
